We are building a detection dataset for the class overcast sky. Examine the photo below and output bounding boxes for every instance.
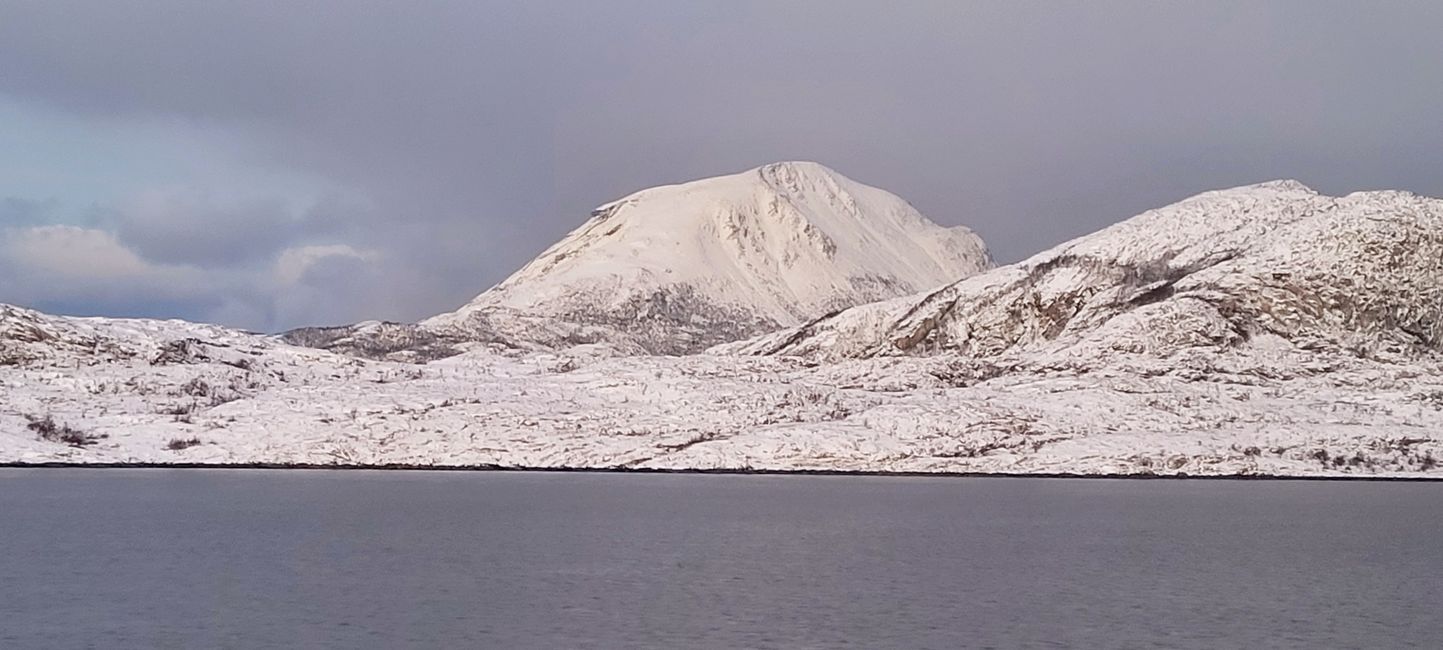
[1,1,1440,331]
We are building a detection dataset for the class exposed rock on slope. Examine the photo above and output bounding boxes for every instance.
[287,162,991,358]
[726,181,1443,366]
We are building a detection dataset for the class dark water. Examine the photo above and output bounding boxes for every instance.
[0,471,1439,649]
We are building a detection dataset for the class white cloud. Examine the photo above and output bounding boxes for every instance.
[0,224,240,325]
[1,222,221,307]
[3,224,156,279]
[0,218,418,332]
[273,244,378,285]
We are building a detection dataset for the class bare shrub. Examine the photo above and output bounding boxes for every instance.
[1416,390,1443,408]
[0,343,36,367]
[221,358,253,371]
[165,437,202,451]
[158,403,197,416]
[181,378,211,397]
[27,415,105,447]
[152,338,208,365]
[208,392,240,407]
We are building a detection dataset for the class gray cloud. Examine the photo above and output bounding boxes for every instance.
[0,197,59,226]
[101,192,315,268]
[0,223,218,320]
[1,1,1441,330]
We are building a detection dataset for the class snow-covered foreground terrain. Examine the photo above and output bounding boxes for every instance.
[4,179,1441,477]
[3,302,1440,476]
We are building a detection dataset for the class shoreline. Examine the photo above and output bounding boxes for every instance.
[2,461,1441,482]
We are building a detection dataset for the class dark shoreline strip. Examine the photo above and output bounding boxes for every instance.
[0,462,1440,482]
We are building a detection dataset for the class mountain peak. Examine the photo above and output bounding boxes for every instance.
[756,160,837,175]
[755,160,844,183]
[754,161,859,205]
[1252,179,1314,192]
[416,163,992,354]
[586,161,851,225]
[1215,179,1317,195]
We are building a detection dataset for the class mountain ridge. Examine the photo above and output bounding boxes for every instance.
[721,179,1443,371]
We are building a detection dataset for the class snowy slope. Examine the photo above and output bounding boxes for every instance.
[725,181,1443,366]
[3,301,1441,476]
[288,162,992,358]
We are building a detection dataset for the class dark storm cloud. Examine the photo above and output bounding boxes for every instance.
[1,1,1441,329]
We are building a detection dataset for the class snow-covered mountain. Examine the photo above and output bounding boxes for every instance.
[725,180,1442,366]
[288,162,991,358]
[3,179,1442,477]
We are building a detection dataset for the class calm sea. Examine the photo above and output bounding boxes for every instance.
[0,470,1438,648]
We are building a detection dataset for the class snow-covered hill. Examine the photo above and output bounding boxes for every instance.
[288,162,991,358]
[725,180,1442,366]
[3,179,1441,477]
